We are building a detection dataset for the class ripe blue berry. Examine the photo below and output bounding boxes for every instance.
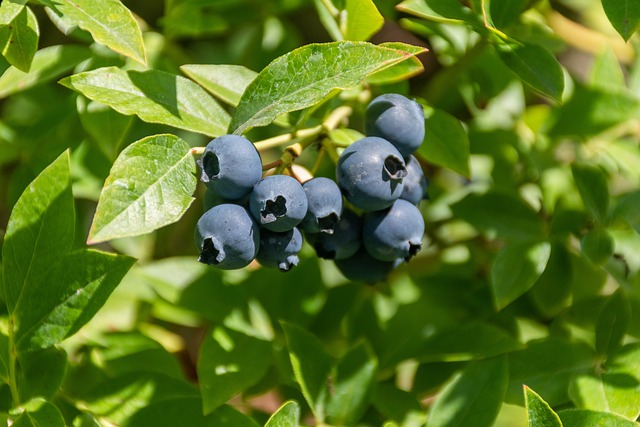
[195,204,260,270]
[365,93,425,158]
[306,208,362,260]
[299,177,343,234]
[256,227,304,271]
[363,199,425,262]
[334,247,398,283]
[249,175,308,232]
[198,135,262,200]
[336,136,407,211]
[400,155,429,205]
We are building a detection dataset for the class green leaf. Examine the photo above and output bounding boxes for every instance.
[601,0,640,41]
[0,6,39,72]
[581,228,614,265]
[326,341,378,425]
[524,386,562,427]
[491,240,551,310]
[558,409,640,427]
[571,162,609,223]
[570,343,640,420]
[87,134,197,244]
[12,399,65,427]
[396,0,476,23]
[497,42,564,103]
[14,249,135,352]
[530,241,573,318]
[595,288,631,356]
[281,321,332,422]
[60,67,231,137]
[198,327,272,415]
[344,0,384,41]
[614,191,640,234]
[229,41,426,134]
[126,399,260,427]
[77,96,133,161]
[17,347,67,402]
[419,108,470,177]
[589,47,626,91]
[489,0,527,28]
[0,44,91,98]
[427,356,508,427]
[41,0,146,64]
[372,383,426,425]
[415,322,523,362]
[0,0,27,25]
[180,64,257,107]
[366,42,425,85]
[451,191,544,240]
[265,401,301,427]
[1,151,74,313]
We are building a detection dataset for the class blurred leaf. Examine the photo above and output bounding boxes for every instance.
[596,288,631,356]
[181,64,257,107]
[420,108,470,177]
[489,0,527,29]
[0,6,39,72]
[198,327,271,415]
[372,383,426,425]
[589,47,626,90]
[344,0,384,41]
[77,97,133,161]
[396,0,476,23]
[12,399,65,427]
[41,0,146,64]
[581,228,614,265]
[491,240,551,310]
[313,0,342,41]
[507,337,594,406]
[87,134,196,244]
[558,409,639,427]
[570,343,640,420]
[571,162,609,223]
[530,241,573,318]
[17,347,67,402]
[0,44,90,98]
[548,83,640,137]
[415,322,523,363]
[1,151,74,313]
[497,42,564,103]
[326,341,377,425]
[427,356,508,427]
[265,401,300,427]
[613,191,640,234]
[229,41,426,134]
[60,67,230,137]
[451,191,544,240]
[0,0,27,24]
[524,386,562,427]
[601,0,640,41]
[282,321,332,422]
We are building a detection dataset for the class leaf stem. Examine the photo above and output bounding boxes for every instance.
[320,0,339,17]
[254,125,324,151]
[8,316,20,407]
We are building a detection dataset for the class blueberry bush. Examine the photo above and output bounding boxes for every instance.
[1,0,640,426]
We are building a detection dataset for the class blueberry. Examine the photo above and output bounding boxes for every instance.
[363,199,424,262]
[306,208,362,260]
[365,93,425,158]
[256,227,304,271]
[400,155,429,205]
[194,204,260,270]
[249,175,308,232]
[336,136,407,211]
[299,177,343,234]
[334,247,399,283]
[198,135,262,200]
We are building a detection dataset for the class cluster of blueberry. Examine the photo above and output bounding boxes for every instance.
[194,93,428,282]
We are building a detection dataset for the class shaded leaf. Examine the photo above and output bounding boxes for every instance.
[12,399,65,427]
[0,6,39,72]
[427,356,508,427]
[524,386,562,427]
[41,0,146,64]
[17,347,67,402]
[420,108,470,177]
[265,401,300,427]
[601,0,640,41]
[558,409,639,427]
[396,0,477,24]
[489,0,527,29]
[581,228,614,265]
[229,41,426,134]
[87,134,197,244]
[530,241,573,318]
[60,67,231,137]
[77,96,133,161]
[595,288,631,356]
[181,64,257,106]
[571,162,609,223]
[491,240,551,310]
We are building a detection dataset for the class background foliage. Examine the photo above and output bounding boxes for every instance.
[1,0,640,426]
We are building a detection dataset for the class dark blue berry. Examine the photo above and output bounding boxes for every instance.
[365,93,425,158]
[198,135,262,200]
[336,136,407,211]
[334,247,399,283]
[299,177,343,234]
[306,208,362,260]
[195,204,260,270]
[400,155,429,205]
[363,199,424,262]
[256,227,304,271]
[249,175,308,232]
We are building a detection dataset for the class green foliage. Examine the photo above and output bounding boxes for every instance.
[1,0,640,426]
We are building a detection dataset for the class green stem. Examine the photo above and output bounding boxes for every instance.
[320,0,339,17]
[8,316,19,407]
